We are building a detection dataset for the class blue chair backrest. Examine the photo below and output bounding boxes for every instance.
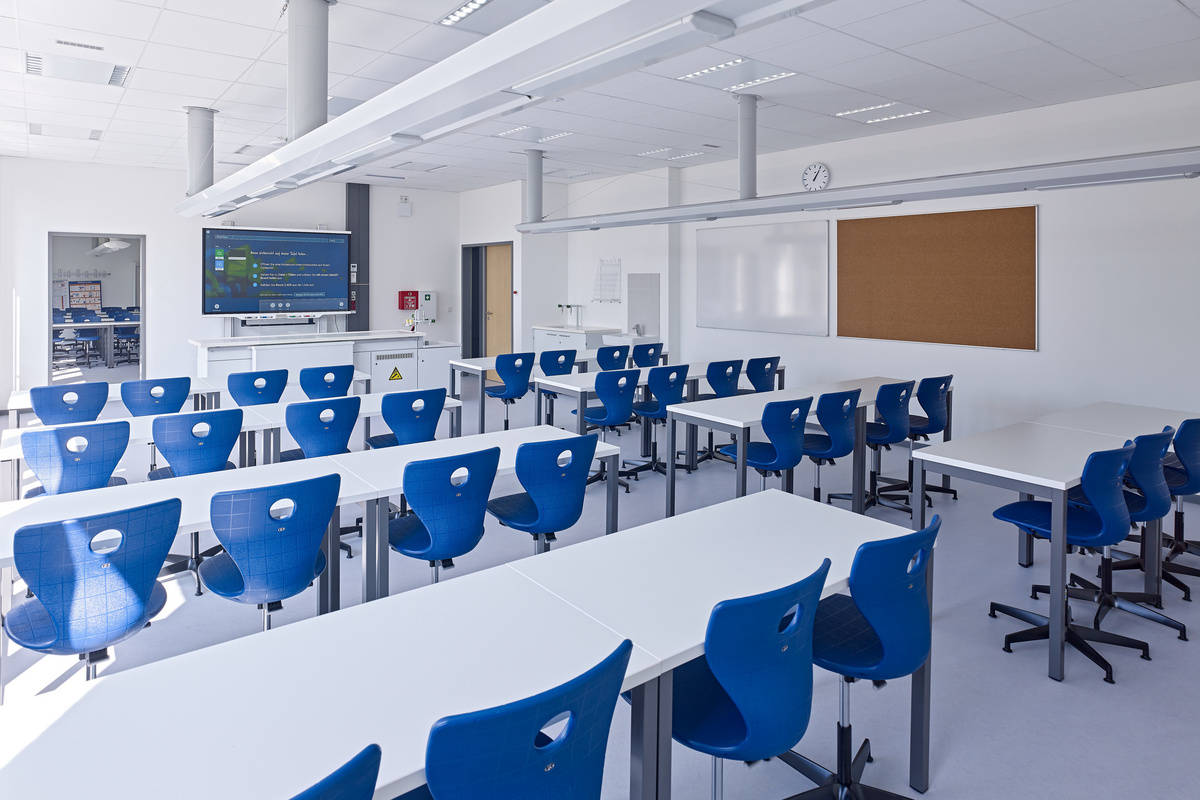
[381,388,445,446]
[21,420,129,495]
[30,382,108,424]
[13,499,181,654]
[760,397,814,471]
[289,744,382,800]
[1170,419,1200,496]
[120,377,191,417]
[538,349,576,377]
[873,381,915,443]
[403,447,501,561]
[114,325,138,335]
[846,516,941,681]
[424,640,633,800]
[1125,427,1174,523]
[1076,442,1136,548]
[152,408,243,477]
[227,369,288,406]
[494,353,535,399]
[299,365,355,399]
[811,389,860,459]
[595,345,629,371]
[591,370,639,427]
[646,364,688,407]
[515,435,598,533]
[631,342,663,368]
[701,558,830,762]
[285,396,361,458]
[914,375,952,434]
[705,360,743,398]
[746,357,780,393]
[209,473,341,605]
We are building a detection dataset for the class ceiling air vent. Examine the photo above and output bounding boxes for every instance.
[55,39,105,52]
[29,122,104,140]
[24,52,131,87]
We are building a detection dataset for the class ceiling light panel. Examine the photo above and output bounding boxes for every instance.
[725,71,795,92]
[677,57,744,80]
[24,52,132,87]
[536,131,573,143]
[836,101,896,117]
[864,109,931,124]
[668,151,703,160]
[441,0,492,27]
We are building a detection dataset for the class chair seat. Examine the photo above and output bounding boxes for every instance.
[487,492,540,532]
[717,441,780,470]
[279,447,350,463]
[484,385,523,401]
[992,500,1104,544]
[148,462,235,481]
[393,785,435,800]
[803,433,834,461]
[864,421,901,446]
[4,581,167,654]
[812,593,884,678]
[198,551,328,602]
[388,514,434,558]
[632,400,666,419]
[1165,464,1189,492]
[576,406,631,427]
[365,432,398,449]
[1067,485,1149,521]
[25,476,126,498]
[908,414,934,438]
[669,653,748,758]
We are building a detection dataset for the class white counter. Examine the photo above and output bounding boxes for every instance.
[530,325,620,352]
[188,330,425,350]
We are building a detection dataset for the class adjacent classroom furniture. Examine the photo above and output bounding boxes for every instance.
[280,396,362,462]
[484,352,535,431]
[530,324,620,353]
[595,344,630,371]
[878,375,957,510]
[631,342,664,368]
[51,319,143,368]
[693,359,743,464]
[577,369,639,493]
[532,349,577,427]
[1153,419,1200,598]
[739,356,782,394]
[290,744,382,800]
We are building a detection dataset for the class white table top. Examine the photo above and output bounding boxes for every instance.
[510,489,907,673]
[450,352,600,374]
[1028,401,1198,439]
[533,361,713,396]
[666,375,896,428]
[914,421,1129,491]
[51,320,140,329]
[0,566,655,800]
[530,325,622,334]
[189,330,426,348]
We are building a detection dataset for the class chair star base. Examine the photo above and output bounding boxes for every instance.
[988,601,1150,684]
[160,532,224,596]
[1029,574,1187,641]
[779,725,911,800]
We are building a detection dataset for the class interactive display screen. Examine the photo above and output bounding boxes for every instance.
[202,228,351,315]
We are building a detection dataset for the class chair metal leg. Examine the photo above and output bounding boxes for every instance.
[431,563,440,584]
[778,749,834,786]
[1064,628,1115,684]
[262,606,271,632]
[712,756,723,800]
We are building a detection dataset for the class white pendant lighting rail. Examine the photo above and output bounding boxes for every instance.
[515,146,1200,233]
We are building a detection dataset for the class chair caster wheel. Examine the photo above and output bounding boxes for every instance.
[988,610,997,618]
[1002,644,1012,653]
[1178,632,1188,641]
[1142,651,1152,660]
[867,755,874,763]
[1103,675,1115,684]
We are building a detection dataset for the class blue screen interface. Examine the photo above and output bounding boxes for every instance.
[202,229,350,314]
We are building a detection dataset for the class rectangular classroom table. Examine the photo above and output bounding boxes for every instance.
[51,320,140,369]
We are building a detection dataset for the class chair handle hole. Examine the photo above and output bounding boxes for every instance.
[90,528,123,555]
[324,372,336,384]
[556,450,574,468]
[412,398,426,413]
[191,421,212,439]
[66,435,89,453]
[150,385,165,399]
[63,391,79,405]
[269,498,296,520]
[319,408,336,423]
[778,603,800,636]
[450,466,470,487]
[253,377,267,389]
[535,710,573,749]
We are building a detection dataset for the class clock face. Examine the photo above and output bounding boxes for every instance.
[802,162,830,191]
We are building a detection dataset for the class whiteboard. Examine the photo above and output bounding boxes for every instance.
[697,220,829,336]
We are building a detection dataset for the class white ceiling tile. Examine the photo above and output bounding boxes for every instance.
[841,0,992,48]
[805,51,947,92]
[164,0,285,30]
[927,91,1035,118]
[757,103,872,138]
[0,0,14,16]
[329,74,394,102]
[17,22,146,64]
[802,0,924,27]
[965,0,1072,16]
[949,44,1115,92]
[899,21,1042,67]
[751,73,888,115]
[220,82,286,108]
[1047,11,1200,61]
[150,10,277,58]
[24,108,113,128]
[24,92,117,118]
[0,69,19,90]
[238,59,288,89]
[329,3,425,51]
[216,100,284,123]
[392,23,482,61]
[338,2,447,24]
[752,30,885,74]
[21,74,124,103]
[105,116,179,137]
[354,52,433,84]
[110,104,184,125]
[587,71,738,118]
[136,43,255,82]
[1011,0,1187,42]
[15,0,162,39]
[120,86,214,112]
[1016,76,1139,105]
[445,0,552,36]
[0,46,19,73]
[711,16,827,57]
[1089,38,1200,88]
[124,67,228,100]
[0,16,15,48]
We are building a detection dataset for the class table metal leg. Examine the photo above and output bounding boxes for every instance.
[735,426,749,497]
[536,388,544,426]
[1049,489,1068,681]
[1018,492,1035,567]
[451,407,462,438]
[363,498,379,603]
[238,432,249,468]
[783,467,794,494]
[476,371,486,435]
[318,507,342,615]
[271,428,280,464]
[605,453,619,533]
[941,390,953,492]
[630,671,673,800]
[641,386,652,459]
[576,391,587,435]
[910,465,931,793]
[1144,516,1163,596]
[666,418,677,518]
[104,326,115,368]
[448,366,457,400]
[0,564,11,705]
[547,395,555,427]
[685,379,698,471]
[852,405,866,514]
[777,367,785,390]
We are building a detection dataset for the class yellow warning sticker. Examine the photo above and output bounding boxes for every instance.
[388,367,402,381]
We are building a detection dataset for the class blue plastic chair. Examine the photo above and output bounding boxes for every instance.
[595,345,629,371]
[484,353,535,430]
[989,443,1152,682]
[783,520,940,799]
[1054,428,1186,641]
[227,369,288,406]
[299,365,355,399]
[396,640,632,800]
[289,744,382,800]
[719,397,813,491]
[30,381,108,424]
[631,342,663,368]
[532,350,576,426]
[738,356,781,394]
[572,369,638,493]
[806,389,860,503]
[390,447,500,583]
[879,376,957,510]
[623,364,689,479]
[487,434,598,553]
[367,388,446,449]
[112,325,140,364]
[692,360,744,464]
[200,473,340,631]
[73,327,102,366]
[280,396,361,462]
[828,381,913,512]
[120,377,191,417]
[670,559,830,798]
[1144,419,1200,598]
[4,499,181,681]
[21,420,129,498]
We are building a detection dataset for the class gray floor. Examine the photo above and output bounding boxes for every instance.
[5,383,1199,799]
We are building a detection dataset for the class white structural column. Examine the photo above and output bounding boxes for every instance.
[737,93,758,199]
[184,106,217,196]
[525,149,544,224]
[288,0,334,141]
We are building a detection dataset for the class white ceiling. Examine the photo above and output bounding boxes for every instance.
[1,0,1199,193]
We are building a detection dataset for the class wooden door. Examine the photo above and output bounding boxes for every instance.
[484,243,513,383]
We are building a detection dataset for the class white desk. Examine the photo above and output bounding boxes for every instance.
[912,422,1127,682]
[448,352,594,435]
[510,489,933,797]
[0,567,657,800]
[334,425,621,603]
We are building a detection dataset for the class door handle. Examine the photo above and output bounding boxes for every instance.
[486,311,494,319]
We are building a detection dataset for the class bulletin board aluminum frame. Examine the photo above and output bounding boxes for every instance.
[696,220,830,336]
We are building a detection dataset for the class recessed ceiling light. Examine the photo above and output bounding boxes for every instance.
[440,0,490,26]
[637,147,671,157]
[835,102,896,117]
[724,72,795,92]
[496,125,529,137]
[677,57,744,80]
[25,52,131,87]
[668,151,703,160]
[537,131,573,143]
[864,109,930,124]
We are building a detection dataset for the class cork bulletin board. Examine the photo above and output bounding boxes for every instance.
[836,206,1037,350]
